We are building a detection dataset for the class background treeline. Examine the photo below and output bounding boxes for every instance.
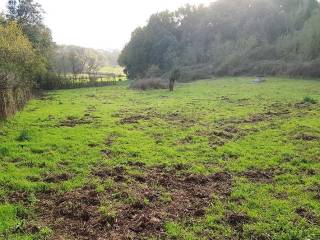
[0,0,121,119]
[45,45,121,90]
[119,0,320,81]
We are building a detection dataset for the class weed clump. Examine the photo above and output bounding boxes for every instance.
[303,96,317,104]
[0,147,9,156]
[16,130,31,142]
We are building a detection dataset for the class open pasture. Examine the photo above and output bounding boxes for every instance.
[0,77,319,239]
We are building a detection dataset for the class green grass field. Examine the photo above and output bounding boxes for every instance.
[0,77,319,240]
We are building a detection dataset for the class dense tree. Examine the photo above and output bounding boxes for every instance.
[119,0,320,79]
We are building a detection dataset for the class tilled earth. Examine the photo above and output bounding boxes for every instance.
[33,164,233,239]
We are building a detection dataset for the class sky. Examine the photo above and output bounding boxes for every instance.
[0,0,213,50]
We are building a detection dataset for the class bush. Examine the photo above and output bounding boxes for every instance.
[129,78,168,91]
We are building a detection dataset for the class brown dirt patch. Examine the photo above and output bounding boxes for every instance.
[115,109,197,128]
[227,212,251,230]
[243,169,274,183]
[43,173,72,183]
[1,191,30,205]
[293,133,319,141]
[179,136,193,144]
[119,115,151,124]
[35,166,232,239]
[308,185,320,201]
[164,112,196,128]
[198,125,245,149]
[59,115,100,127]
[296,207,320,225]
[105,133,119,147]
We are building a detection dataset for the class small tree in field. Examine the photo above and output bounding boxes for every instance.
[169,69,180,91]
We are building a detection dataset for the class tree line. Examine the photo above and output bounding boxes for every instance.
[119,0,320,80]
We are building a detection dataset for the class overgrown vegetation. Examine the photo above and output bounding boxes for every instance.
[129,78,168,91]
[119,0,320,79]
[0,77,319,239]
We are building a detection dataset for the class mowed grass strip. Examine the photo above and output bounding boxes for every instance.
[0,77,319,239]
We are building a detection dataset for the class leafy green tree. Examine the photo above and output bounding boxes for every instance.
[119,0,320,79]
[0,21,43,87]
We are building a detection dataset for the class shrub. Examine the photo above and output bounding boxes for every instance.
[303,96,317,104]
[129,78,168,91]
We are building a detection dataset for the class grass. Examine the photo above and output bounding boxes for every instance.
[0,77,319,239]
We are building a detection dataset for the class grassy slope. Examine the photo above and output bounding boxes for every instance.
[0,77,319,239]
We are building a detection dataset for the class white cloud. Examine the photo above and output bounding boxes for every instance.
[0,0,213,50]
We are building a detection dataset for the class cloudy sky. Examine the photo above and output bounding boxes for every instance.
[0,0,213,50]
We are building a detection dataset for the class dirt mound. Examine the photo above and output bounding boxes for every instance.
[227,212,251,229]
[34,166,233,239]
[243,169,274,183]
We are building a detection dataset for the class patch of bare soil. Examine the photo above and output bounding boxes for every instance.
[105,133,119,147]
[217,101,311,127]
[243,169,274,183]
[59,114,100,127]
[293,133,319,141]
[179,136,193,144]
[34,165,232,239]
[115,109,197,128]
[119,115,151,124]
[198,125,245,149]
[164,112,196,128]
[100,134,120,159]
[308,185,320,201]
[202,102,313,149]
[226,212,251,231]
[242,109,291,124]
[296,207,320,225]
[43,173,72,183]
[0,191,30,205]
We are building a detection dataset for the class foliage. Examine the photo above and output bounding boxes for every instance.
[119,0,320,79]
[0,21,41,87]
